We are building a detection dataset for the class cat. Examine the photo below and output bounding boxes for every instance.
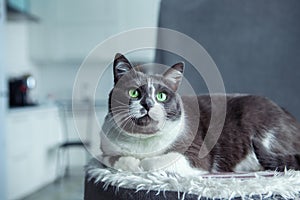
[99,53,300,176]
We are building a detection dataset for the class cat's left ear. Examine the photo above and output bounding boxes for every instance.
[113,53,134,84]
[163,62,184,91]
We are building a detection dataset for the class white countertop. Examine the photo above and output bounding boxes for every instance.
[7,104,59,115]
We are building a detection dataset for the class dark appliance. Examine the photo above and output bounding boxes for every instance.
[9,74,36,107]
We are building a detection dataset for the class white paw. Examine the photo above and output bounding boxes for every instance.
[141,152,208,177]
[140,157,160,171]
[140,152,181,171]
[113,156,142,172]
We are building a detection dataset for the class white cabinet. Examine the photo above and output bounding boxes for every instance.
[28,0,160,64]
[6,106,63,200]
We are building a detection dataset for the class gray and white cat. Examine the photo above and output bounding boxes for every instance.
[99,53,300,176]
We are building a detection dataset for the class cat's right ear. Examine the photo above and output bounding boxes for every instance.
[113,53,133,84]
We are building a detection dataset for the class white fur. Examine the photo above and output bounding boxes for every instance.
[87,159,300,199]
[147,78,155,98]
[147,81,166,126]
[211,154,221,173]
[147,106,165,129]
[103,114,185,158]
[100,130,123,156]
[140,152,207,176]
[110,152,207,176]
[233,151,263,172]
[129,101,145,118]
[113,156,142,172]
[262,129,276,150]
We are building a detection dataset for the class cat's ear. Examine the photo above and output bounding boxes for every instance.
[113,53,133,84]
[163,62,184,91]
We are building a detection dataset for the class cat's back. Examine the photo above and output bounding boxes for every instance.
[183,93,299,135]
[182,94,294,122]
[181,94,300,172]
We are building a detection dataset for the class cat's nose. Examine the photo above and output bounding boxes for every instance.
[141,98,154,111]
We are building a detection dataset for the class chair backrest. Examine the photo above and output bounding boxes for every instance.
[57,100,93,143]
[155,0,300,119]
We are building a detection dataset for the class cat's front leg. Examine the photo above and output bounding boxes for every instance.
[99,155,142,172]
[114,156,143,172]
[140,152,208,177]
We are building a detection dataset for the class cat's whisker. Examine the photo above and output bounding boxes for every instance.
[111,109,128,114]
[106,114,130,130]
[110,109,128,113]
[110,109,128,114]
[110,104,129,109]
[111,99,129,106]
[114,117,134,145]
[104,115,132,140]
[110,110,128,115]
[112,113,132,128]
[110,105,128,110]
[108,111,127,119]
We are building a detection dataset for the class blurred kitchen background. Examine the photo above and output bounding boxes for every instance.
[0,0,160,199]
[1,0,300,199]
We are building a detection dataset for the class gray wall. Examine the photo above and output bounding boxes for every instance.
[155,0,300,119]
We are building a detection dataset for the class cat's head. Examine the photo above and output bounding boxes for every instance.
[109,53,184,136]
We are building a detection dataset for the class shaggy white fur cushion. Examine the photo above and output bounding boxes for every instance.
[86,159,300,199]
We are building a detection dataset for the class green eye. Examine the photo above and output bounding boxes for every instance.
[128,89,140,98]
[156,92,167,102]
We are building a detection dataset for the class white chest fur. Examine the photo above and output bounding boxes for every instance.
[101,113,186,158]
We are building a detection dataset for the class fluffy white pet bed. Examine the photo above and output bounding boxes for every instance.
[85,159,300,200]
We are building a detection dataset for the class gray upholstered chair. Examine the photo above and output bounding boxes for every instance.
[155,0,300,119]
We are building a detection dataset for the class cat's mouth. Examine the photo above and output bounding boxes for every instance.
[118,113,162,135]
[124,114,161,134]
[135,114,154,126]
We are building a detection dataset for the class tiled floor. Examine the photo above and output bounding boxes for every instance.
[22,169,85,200]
